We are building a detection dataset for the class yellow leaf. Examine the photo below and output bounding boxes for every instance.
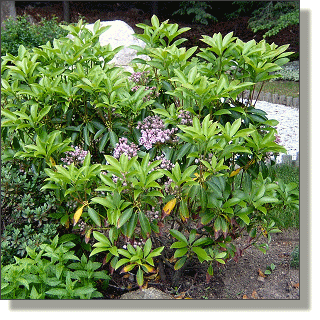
[49,157,56,166]
[123,265,132,273]
[292,282,299,289]
[174,292,186,299]
[145,270,160,281]
[162,198,177,217]
[73,201,88,226]
[229,167,242,177]
[257,268,266,278]
[85,229,92,244]
[65,218,70,228]
[192,172,200,181]
[244,158,255,170]
[142,264,155,273]
[251,290,259,299]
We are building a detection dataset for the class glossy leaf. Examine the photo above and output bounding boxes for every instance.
[73,202,88,226]
[162,198,177,217]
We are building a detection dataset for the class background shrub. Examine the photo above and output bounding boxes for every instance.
[1,235,110,299]
[173,1,218,25]
[1,14,68,56]
[276,61,299,81]
[248,1,299,38]
[1,223,59,265]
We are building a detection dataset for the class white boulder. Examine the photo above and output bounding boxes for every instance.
[85,20,148,70]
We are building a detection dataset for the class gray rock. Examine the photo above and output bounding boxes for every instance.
[272,93,279,104]
[292,97,299,109]
[120,287,173,300]
[279,95,286,105]
[287,96,293,107]
[265,92,272,103]
[85,20,149,70]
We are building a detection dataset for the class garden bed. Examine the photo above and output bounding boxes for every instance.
[100,228,299,299]
[2,3,300,300]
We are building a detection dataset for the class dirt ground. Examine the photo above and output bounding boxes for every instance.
[12,2,300,300]
[102,228,299,300]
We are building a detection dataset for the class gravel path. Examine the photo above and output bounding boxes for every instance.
[255,100,299,162]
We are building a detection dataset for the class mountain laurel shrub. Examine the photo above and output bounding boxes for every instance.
[1,16,299,289]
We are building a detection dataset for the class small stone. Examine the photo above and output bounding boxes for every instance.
[272,93,279,104]
[120,287,174,299]
[292,97,299,109]
[257,276,265,282]
[279,95,286,105]
[265,92,272,103]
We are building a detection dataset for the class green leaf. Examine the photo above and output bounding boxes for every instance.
[237,212,250,225]
[170,241,188,249]
[170,229,188,245]
[174,143,192,161]
[74,287,96,296]
[92,231,111,246]
[174,256,187,270]
[109,130,118,148]
[136,267,144,287]
[123,213,138,238]
[192,247,210,261]
[214,109,231,116]
[179,198,189,220]
[151,15,160,28]
[115,258,131,270]
[193,237,213,247]
[117,207,133,229]
[87,207,101,227]
[146,190,164,198]
[139,211,151,236]
[230,118,242,137]
[174,247,188,258]
[91,196,114,208]
[143,238,152,258]
[83,125,90,146]
[45,288,68,297]
[215,252,227,259]
[188,66,198,83]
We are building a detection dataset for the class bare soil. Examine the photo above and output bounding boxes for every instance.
[13,1,300,300]
[101,228,299,300]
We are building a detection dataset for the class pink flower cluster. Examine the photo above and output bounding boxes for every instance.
[146,207,160,220]
[154,153,174,171]
[61,145,88,167]
[131,85,159,102]
[129,71,150,85]
[194,153,213,164]
[122,238,146,249]
[112,173,128,188]
[129,71,159,101]
[113,137,139,159]
[164,178,179,195]
[178,109,193,125]
[137,116,177,150]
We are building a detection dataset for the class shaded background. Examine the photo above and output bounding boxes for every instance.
[12,1,299,55]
